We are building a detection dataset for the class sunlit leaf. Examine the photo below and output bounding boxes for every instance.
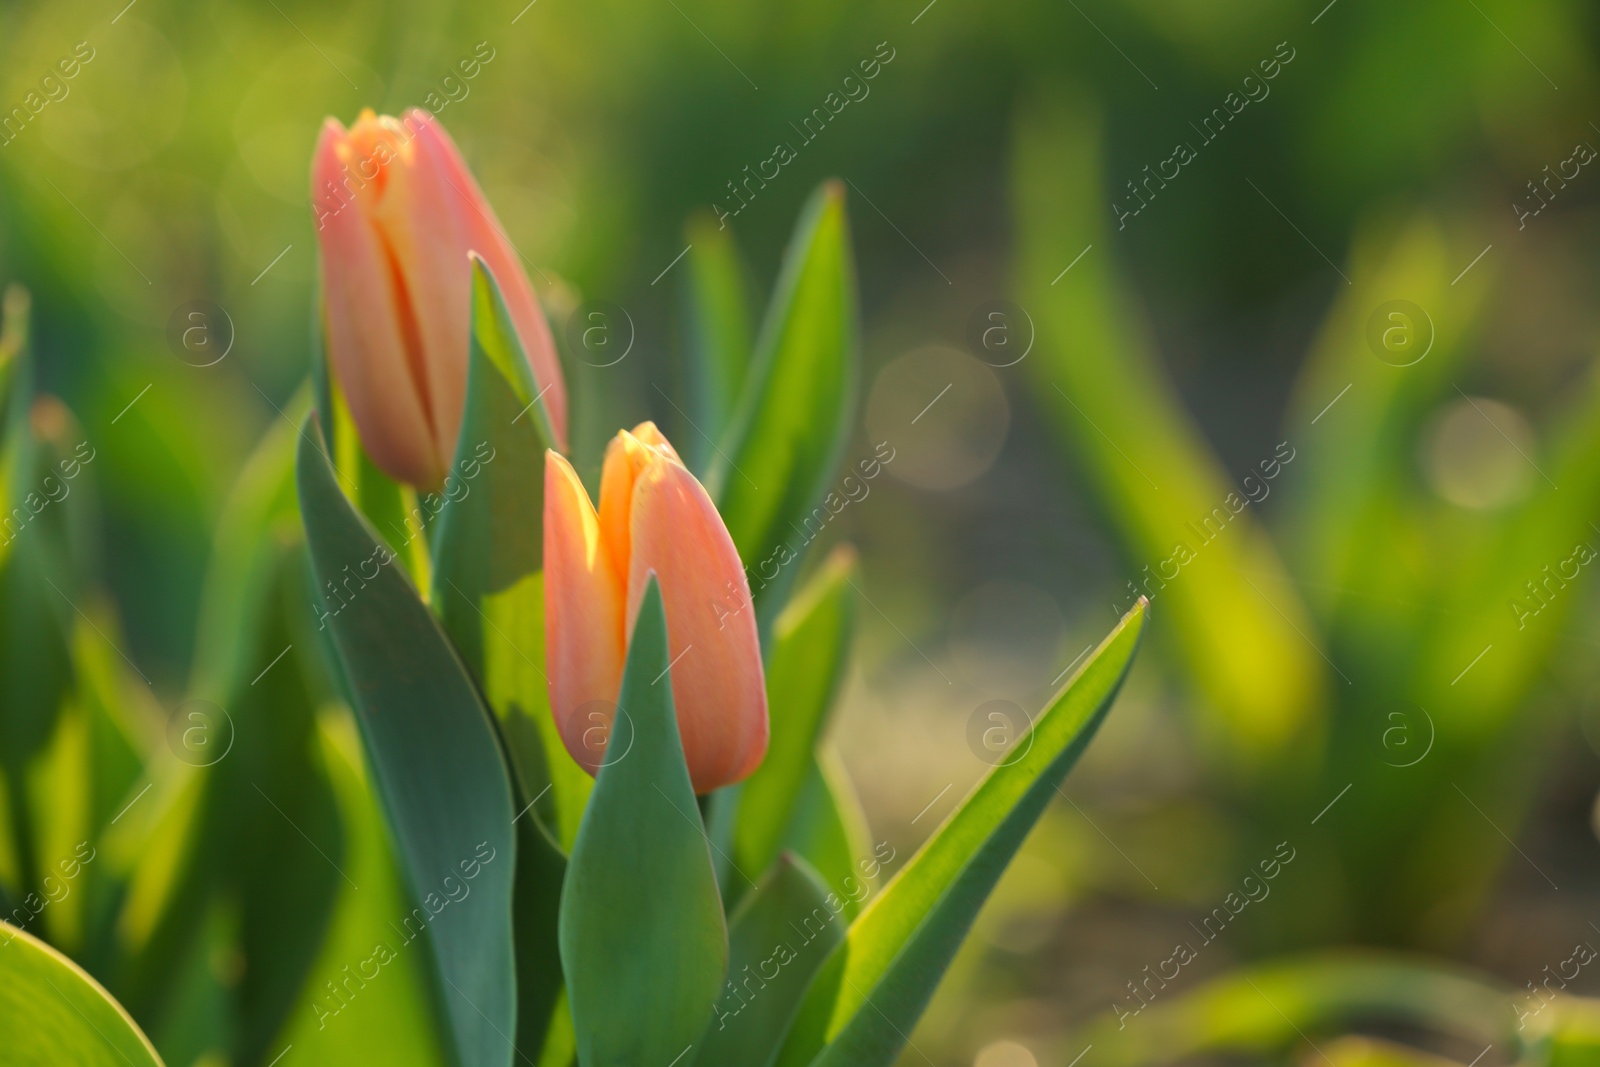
[709,182,858,628]
[0,917,164,1066]
[776,600,1146,1067]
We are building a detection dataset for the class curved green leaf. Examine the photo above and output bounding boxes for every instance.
[709,181,858,625]
[559,579,727,1066]
[776,600,1147,1067]
[0,918,164,1066]
[296,415,518,1067]
[695,853,845,1067]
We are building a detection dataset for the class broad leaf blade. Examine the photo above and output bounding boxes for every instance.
[559,579,727,1066]
[709,182,858,624]
[681,211,756,476]
[695,853,845,1067]
[776,600,1147,1067]
[0,918,164,1066]
[735,545,857,882]
[296,416,518,1067]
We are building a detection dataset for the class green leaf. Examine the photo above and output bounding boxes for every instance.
[0,918,164,1066]
[681,211,756,476]
[695,853,846,1067]
[735,545,857,882]
[776,750,870,920]
[559,579,727,1066]
[1011,92,1320,763]
[776,600,1147,1067]
[431,256,587,851]
[708,182,858,624]
[428,258,576,1061]
[296,415,518,1067]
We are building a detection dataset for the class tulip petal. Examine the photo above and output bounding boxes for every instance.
[544,451,626,775]
[597,425,669,587]
[312,117,442,487]
[361,110,477,478]
[412,110,569,452]
[625,457,768,792]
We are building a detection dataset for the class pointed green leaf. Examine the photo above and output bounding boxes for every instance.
[296,416,518,1067]
[736,545,857,881]
[709,182,858,623]
[559,579,727,1066]
[0,918,164,1066]
[776,600,1147,1067]
[681,211,756,476]
[695,853,846,1067]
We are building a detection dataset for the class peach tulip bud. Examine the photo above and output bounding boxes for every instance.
[311,108,567,489]
[544,423,768,793]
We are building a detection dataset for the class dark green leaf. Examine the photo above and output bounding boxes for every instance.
[296,415,518,1067]
[776,600,1147,1067]
[695,853,846,1067]
[559,579,727,1066]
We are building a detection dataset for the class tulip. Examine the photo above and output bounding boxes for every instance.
[544,422,768,793]
[311,108,567,489]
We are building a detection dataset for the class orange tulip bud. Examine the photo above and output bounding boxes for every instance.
[312,108,567,489]
[544,423,768,793]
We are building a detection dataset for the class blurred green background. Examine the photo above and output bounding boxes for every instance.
[5,0,1600,1063]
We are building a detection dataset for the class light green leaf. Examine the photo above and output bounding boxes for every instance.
[1011,91,1319,763]
[297,416,518,1067]
[681,211,756,476]
[709,182,858,625]
[776,600,1147,1067]
[0,917,164,1066]
[695,853,846,1067]
[559,579,727,1066]
[735,545,857,883]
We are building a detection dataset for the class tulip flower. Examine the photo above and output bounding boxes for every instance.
[312,108,567,489]
[544,423,768,793]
